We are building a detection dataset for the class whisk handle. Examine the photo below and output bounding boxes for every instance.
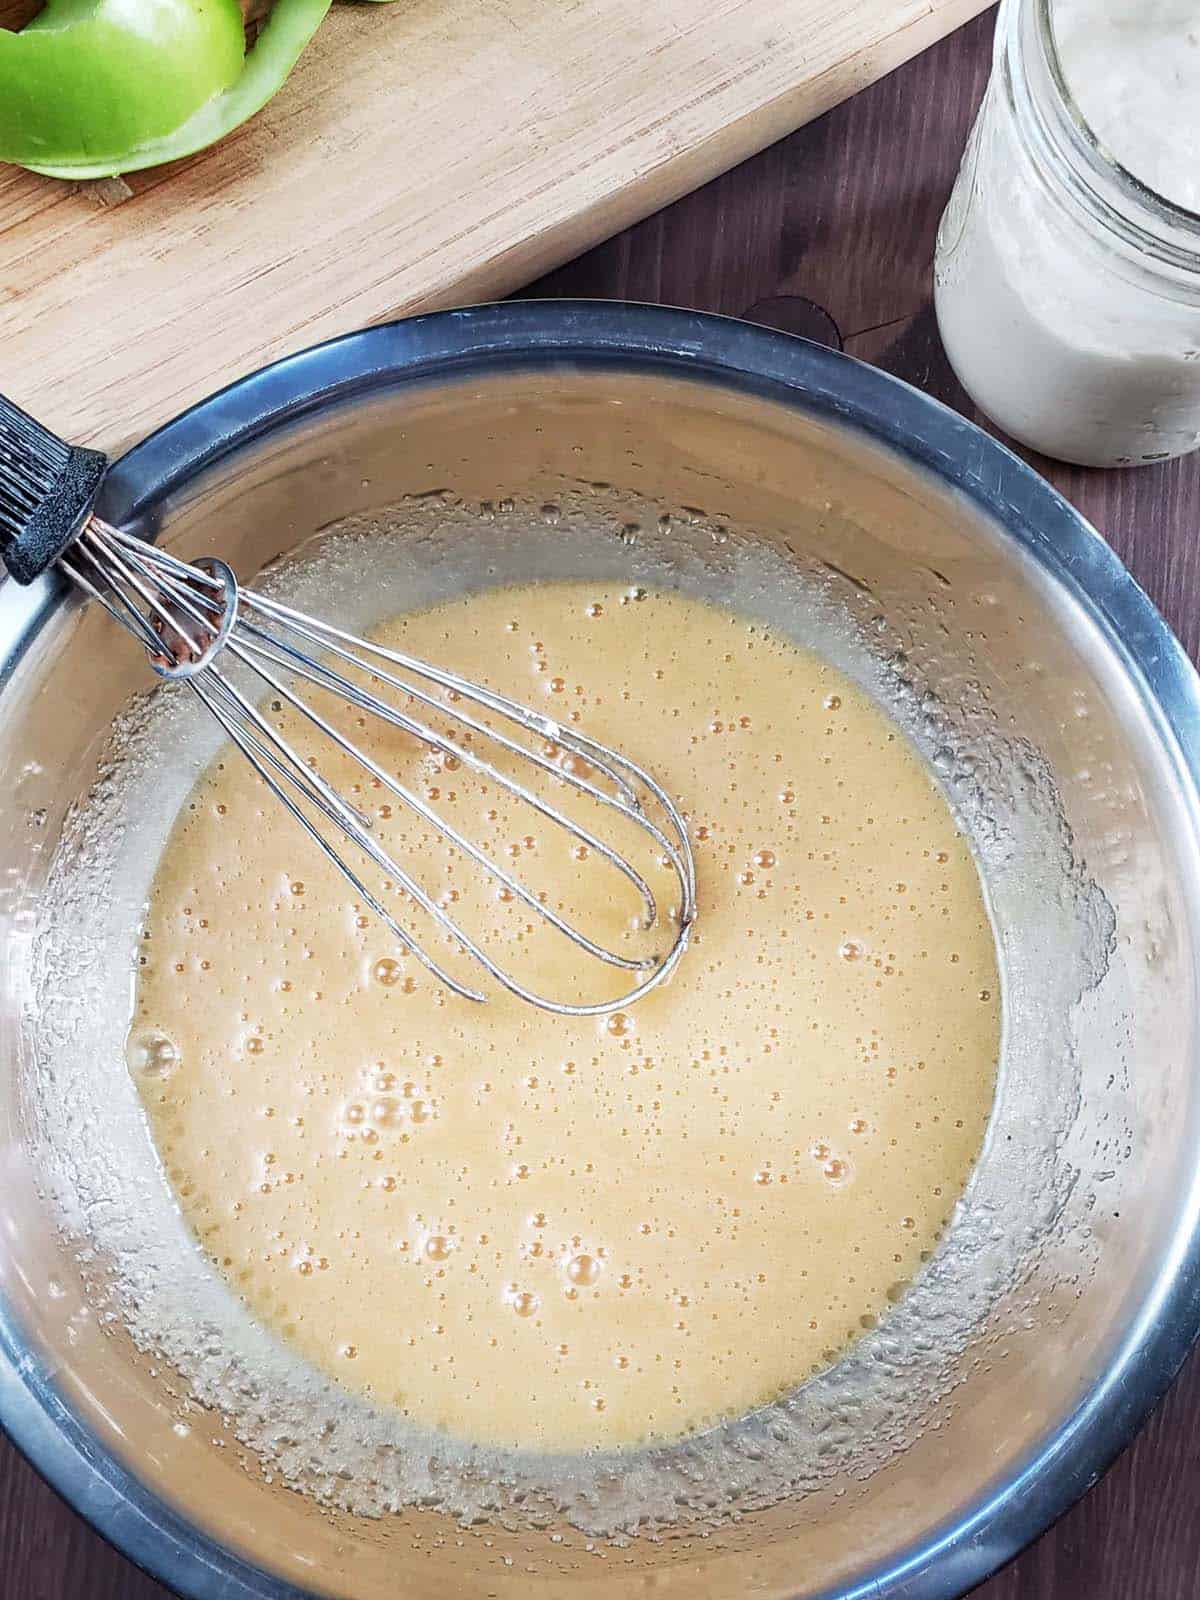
[0,394,107,585]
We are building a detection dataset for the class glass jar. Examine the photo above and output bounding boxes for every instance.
[934,0,1200,468]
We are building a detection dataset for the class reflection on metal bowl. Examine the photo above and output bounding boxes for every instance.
[1,303,1198,1599]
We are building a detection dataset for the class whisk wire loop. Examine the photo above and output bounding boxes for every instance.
[56,521,696,1016]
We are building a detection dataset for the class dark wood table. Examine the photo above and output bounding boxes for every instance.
[3,8,1198,1596]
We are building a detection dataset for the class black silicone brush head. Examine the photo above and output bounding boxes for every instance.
[0,395,107,585]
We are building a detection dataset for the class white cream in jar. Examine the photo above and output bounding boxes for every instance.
[935,0,1200,467]
[1055,0,1200,215]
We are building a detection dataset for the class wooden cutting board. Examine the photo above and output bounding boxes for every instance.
[0,0,988,451]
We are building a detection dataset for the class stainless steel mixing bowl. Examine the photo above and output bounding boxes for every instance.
[1,303,1198,1600]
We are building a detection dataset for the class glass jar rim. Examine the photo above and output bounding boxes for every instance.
[1013,0,1200,272]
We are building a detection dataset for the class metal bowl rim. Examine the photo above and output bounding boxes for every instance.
[2,299,1198,1600]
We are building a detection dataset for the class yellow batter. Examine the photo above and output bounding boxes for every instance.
[130,581,1000,1452]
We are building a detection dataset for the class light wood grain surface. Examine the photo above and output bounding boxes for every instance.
[0,0,988,450]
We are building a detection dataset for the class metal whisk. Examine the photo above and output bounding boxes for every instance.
[0,393,696,1015]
